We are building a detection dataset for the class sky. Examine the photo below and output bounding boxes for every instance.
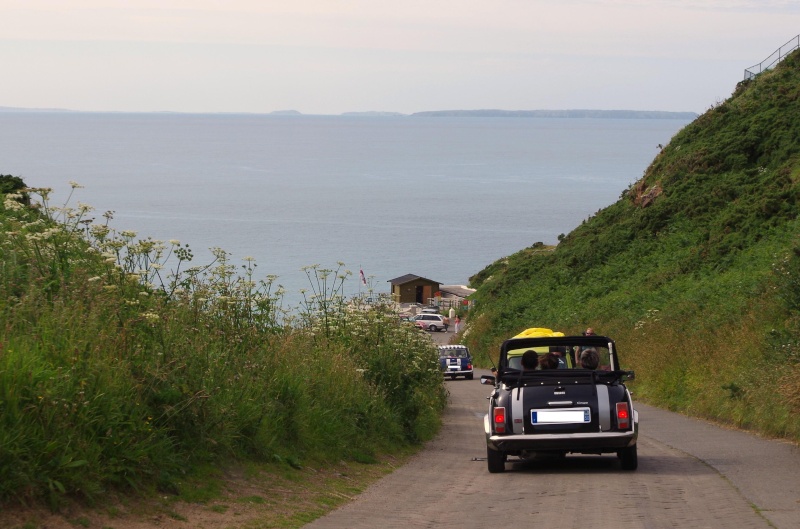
[2,0,800,115]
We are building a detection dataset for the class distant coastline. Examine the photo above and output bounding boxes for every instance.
[408,109,699,119]
[0,106,698,120]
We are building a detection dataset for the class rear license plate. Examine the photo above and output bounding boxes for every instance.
[531,408,590,424]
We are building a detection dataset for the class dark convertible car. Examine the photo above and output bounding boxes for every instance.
[481,333,638,472]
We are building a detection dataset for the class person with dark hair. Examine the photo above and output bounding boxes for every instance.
[521,350,539,371]
[539,352,559,370]
[579,348,600,370]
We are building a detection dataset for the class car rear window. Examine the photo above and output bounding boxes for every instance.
[439,347,469,358]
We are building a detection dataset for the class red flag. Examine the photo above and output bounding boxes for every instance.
[360,269,367,285]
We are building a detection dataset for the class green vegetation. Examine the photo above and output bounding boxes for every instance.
[0,178,446,508]
[463,51,800,441]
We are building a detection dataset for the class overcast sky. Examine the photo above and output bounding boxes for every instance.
[2,1,799,115]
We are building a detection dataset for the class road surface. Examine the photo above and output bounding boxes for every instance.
[304,363,800,529]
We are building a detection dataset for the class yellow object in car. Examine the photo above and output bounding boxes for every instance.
[512,327,564,339]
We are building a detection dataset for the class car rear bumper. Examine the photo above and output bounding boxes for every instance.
[442,369,473,376]
[485,415,638,452]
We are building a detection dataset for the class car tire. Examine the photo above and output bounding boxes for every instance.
[428,325,437,332]
[619,444,638,470]
[487,446,506,473]
[466,373,474,380]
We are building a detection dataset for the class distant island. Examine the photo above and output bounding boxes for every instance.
[269,110,303,116]
[410,109,698,119]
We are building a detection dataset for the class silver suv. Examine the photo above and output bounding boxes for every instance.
[412,313,449,332]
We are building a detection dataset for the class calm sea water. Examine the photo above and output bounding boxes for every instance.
[1,112,691,307]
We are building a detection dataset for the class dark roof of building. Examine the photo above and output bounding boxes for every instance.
[387,274,440,285]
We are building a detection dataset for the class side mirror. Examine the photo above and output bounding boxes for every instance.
[480,375,496,385]
[624,370,635,381]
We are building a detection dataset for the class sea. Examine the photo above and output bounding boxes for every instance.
[0,112,692,309]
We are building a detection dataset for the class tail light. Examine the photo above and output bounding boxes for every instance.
[467,363,473,370]
[493,407,506,434]
[616,402,630,429]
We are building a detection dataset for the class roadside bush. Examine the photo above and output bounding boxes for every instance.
[0,184,447,505]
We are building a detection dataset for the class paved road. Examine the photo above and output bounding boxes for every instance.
[304,368,800,529]
[428,327,456,346]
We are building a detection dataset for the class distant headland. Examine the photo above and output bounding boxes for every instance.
[408,109,698,119]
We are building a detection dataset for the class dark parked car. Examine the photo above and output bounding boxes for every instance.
[438,345,473,380]
[480,334,638,472]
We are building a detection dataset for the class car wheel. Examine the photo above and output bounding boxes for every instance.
[428,325,436,332]
[487,446,506,473]
[466,373,474,380]
[619,444,638,470]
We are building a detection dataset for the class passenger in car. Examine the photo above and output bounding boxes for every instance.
[579,348,600,369]
[549,346,569,368]
[539,352,559,370]
[521,350,539,371]
[574,328,597,365]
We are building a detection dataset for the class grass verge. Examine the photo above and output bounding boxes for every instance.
[0,446,418,529]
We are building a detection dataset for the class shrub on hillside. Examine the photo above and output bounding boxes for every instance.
[464,49,800,442]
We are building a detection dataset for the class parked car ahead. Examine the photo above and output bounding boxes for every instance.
[411,313,449,332]
[438,345,473,380]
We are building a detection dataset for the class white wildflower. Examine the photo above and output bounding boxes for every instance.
[3,198,23,211]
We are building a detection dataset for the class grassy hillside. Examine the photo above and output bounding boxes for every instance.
[0,181,447,507]
[463,50,800,440]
